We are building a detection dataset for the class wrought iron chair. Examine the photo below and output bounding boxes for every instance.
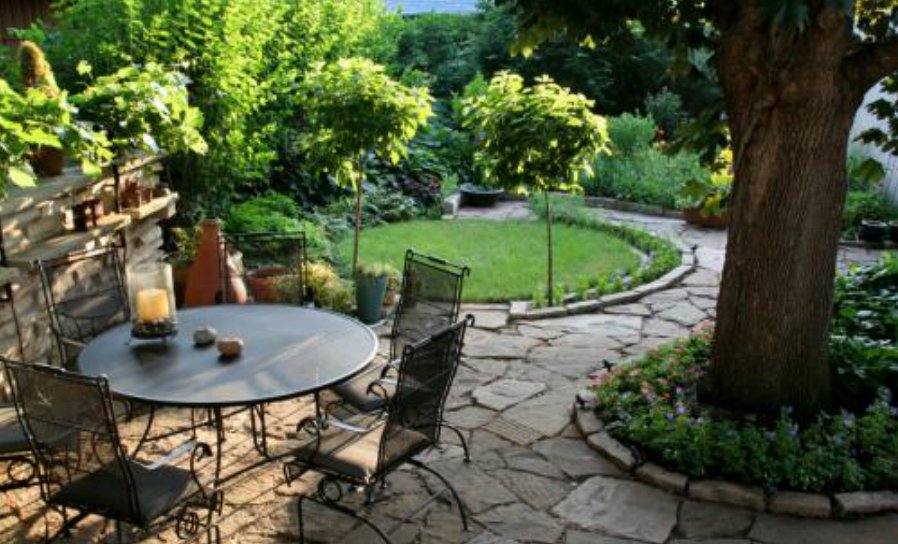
[284,316,474,544]
[220,231,310,305]
[37,245,129,368]
[331,250,471,457]
[0,403,36,492]
[2,359,222,543]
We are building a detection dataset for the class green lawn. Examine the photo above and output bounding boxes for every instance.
[340,219,641,302]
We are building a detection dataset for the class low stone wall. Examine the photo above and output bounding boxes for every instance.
[0,156,176,367]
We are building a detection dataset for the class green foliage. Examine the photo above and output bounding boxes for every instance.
[644,88,683,139]
[306,261,355,314]
[831,254,898,409]
[299,57,434,190]
[224,193,303,234]
[585,147,710,209]
[355,262,400,280]
[71,63,206,157]
[463,71,608,194]
[842,191,898,234]
[841,152,898,235]
[389,13,482,97]
[678,172,732,216]
[594,326,898,492]
[606,113,656,156]
[39,0,386,218]
[0,79,111,193]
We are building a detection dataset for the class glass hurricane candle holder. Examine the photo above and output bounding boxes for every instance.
[128,262,178,339]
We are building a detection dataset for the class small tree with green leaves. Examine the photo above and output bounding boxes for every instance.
[463,72,608,305]
[299,57,433,270]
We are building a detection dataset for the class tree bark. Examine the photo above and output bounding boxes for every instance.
[545,192,554,305]
[707,5,867,416]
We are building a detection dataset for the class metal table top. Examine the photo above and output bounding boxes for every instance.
[77,305,378,408]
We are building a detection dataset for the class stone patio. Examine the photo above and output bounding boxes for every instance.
[1,204,891,543]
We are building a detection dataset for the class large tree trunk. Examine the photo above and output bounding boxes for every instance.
[707,6,867,416]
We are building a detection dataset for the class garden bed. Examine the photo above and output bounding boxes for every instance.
[576,255,898,517]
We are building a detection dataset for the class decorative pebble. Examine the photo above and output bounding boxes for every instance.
[193,326,217,346]
[217,337,244,358]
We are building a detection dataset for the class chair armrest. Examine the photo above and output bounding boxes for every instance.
[326,418,372,434]
[60,337,87,349]
[134,438,199,470]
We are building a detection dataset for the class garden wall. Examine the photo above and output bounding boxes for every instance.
[0,156,175,368]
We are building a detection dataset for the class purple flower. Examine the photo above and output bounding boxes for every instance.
[833,434,843,446]
[665,412,675,421]
[676,405,687,416]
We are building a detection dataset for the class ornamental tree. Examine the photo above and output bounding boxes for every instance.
[500,0,898,416]
[463,72,608,305]
[299,57,433,270]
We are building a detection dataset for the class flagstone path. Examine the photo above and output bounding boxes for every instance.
[1,203,890,543]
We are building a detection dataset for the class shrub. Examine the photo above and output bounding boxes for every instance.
[607,113,656,156]
[224,194,303,234]
[842,190,898,234]
[585,148,710,209]
[644,88,683,139]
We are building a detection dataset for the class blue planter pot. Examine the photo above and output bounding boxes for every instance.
[355,275,388,324]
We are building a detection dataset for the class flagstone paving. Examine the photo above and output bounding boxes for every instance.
[1,205,891,543]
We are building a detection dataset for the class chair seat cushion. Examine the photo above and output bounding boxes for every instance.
[0,405,29,455]
[291,414,429,483]
[52,460,196,527]
[331,360,394,413]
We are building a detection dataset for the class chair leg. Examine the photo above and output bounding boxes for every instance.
[442,423,471,462]
[297,496,305,544]
[408,459,469,532]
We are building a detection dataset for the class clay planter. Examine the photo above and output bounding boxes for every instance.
[383,289,397,307]
[683,207,728,229]
[31,146,66,177]
[860,219,888,244]
[246,267,290,303]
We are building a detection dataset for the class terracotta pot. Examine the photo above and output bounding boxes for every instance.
[683,207,728,229]
[31,146,65,177]
[171,261,191,308]
[246,267,290,303]
[185,219,247,307]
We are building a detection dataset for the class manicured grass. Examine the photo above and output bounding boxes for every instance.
[340,219,641,302]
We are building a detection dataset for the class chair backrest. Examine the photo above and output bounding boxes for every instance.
[377,316,473,474]
[2,359,141,522]
[37,246,129,366]
[391,250,470,361]
[220,231,309,305]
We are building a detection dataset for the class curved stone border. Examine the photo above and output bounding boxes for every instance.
[509,242,697,321]
[572,401,898,519]
[583,195,684,219]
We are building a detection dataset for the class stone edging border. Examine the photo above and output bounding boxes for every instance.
[508,242,697,321]
[572,401,898,519]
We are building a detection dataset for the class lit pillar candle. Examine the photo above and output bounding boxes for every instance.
[136,288,171,322]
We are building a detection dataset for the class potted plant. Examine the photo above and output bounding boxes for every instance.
[0,79,110,196]
[355,262,392,324]
[679,172,732,229]
[19,41,66,176]
[168,225,201,307]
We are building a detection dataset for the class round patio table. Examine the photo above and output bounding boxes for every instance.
[78,305,378,481]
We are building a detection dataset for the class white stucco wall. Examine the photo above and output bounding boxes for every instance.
[850,82,898,204]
